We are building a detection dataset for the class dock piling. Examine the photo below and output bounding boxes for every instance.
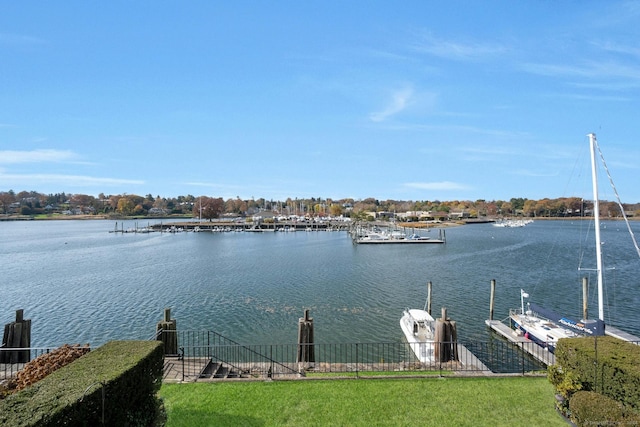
[296,309,315,371]
[1,309,31,363]
[156,308,177,355]
[434,307,458,363]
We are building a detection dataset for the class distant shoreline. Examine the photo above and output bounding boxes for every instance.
[0,214,631,223]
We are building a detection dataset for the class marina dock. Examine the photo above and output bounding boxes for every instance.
[485,320,555,366]
[486,319,640,367]
[457,343,490,372]
[349,224,446,244]
[605,325,640,343]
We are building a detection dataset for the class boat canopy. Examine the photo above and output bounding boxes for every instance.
[529,303,605,336]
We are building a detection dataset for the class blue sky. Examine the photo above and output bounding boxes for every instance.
[2,2,640,203]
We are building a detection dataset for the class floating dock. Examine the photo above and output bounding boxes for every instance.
[355,237,445,244]
[457,343,490,372]
[486,319,640,368]
[351,226,446,244]
[485,320,555,366]
[605,325,640,343]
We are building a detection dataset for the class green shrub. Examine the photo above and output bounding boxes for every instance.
[554,336,640,410]
[0,340,164,427]
[569,390,640,427]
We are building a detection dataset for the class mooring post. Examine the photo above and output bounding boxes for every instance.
[426,281,432,315]
[434,307,458,363]
[156,308,177,356]
[1,309,31,363]
[489,279,496,321]
[296,309,315,372]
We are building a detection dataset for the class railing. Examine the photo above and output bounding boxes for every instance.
[0,347,58,381]
[3,335,638,384]
[159,330,554,381]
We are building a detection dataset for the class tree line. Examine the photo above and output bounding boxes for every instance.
[1,190,639,220]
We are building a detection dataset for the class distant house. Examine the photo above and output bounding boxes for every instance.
[376,211,395,220]
[149,208,167,216]
[9,202,20,213]
[420,211,450,222]
[449,211,470,219]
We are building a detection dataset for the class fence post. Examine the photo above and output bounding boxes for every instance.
[356,343,359,378]
[269,345,273,380]
[180,347,185,382]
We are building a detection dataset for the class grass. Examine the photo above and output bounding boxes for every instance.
[304,370,456,378]
[159,376,567,427]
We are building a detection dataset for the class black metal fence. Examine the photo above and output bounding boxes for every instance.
[0,347,58,382]
[159,330,553,382]
[3,332,580,384]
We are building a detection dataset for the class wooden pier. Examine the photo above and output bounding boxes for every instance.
[109,220,350,233]
[485,320,556,366]
[486,319,640,369]
[605,325,640,343]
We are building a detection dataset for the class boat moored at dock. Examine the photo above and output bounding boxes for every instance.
[400,308,436,363]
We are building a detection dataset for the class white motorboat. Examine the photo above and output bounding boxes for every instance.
[400,307,435,363]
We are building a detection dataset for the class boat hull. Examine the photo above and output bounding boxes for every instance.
[400,309,435,363]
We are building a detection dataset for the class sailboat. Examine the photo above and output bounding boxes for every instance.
[509,133,623,353]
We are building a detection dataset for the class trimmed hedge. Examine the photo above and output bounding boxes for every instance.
[0,340,164,427]
[569,391,640,427]
[554,336,640,410]
[550,336,640,425]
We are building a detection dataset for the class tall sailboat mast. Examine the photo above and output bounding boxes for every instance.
[588,133,605,321]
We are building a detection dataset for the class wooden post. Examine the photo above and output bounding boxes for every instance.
[434,307,458,363]
[426,281,432,315]
[296,309,315,370]
[156,308,177,356]
[1,309,31,363]
[489,279,496,321]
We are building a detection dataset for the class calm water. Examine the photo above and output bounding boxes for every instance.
[1,219,639,348]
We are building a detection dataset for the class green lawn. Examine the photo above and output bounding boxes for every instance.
[160,376,566,427]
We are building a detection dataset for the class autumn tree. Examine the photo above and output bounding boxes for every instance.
[0,191,16,214]
[225,197,248,214]
[117,197,135,215]
[499,201,513,216]
[510,197,526,212]
[193,196,224,220]
[522,199,537,217]
[69,193,96,209]
[329,204,343,217]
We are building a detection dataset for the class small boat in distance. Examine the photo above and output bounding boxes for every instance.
[493,219,533,227]
[400,300,436,363]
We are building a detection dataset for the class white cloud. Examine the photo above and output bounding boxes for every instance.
[0,33,47,46]
[591,40,640,58]
[0,172,144,187]
[369,88,414,122]
[521,60,640,86]
[403,181,470,191]
[0,149,79,164]
[413,34,507,61]
[512,169,559,178]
